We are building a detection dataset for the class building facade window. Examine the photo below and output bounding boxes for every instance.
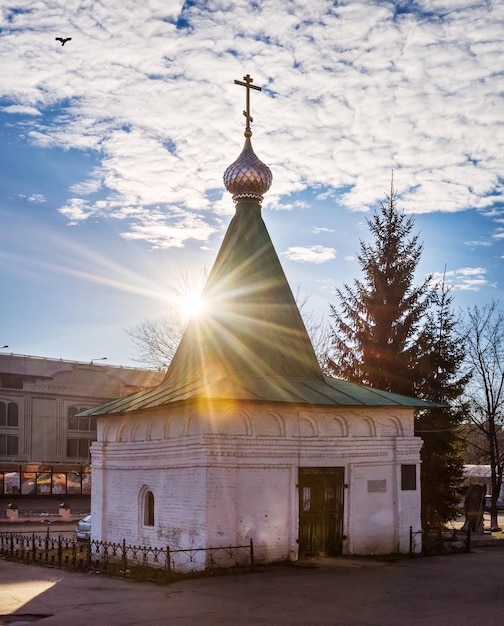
[68,406,95,431]
[2,471,20,494]
[66,438,93,459]
[0,375,23,389]
[143,490,155,526]
[0,401,19,457]
[0,401,18,427]
[401,464,417,491]
[0,434,18,456]
[1,466,91,496]
[67,406,95,460]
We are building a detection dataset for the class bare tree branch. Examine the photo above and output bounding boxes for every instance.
[460,300,504,527]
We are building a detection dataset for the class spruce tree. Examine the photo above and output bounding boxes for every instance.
[415,280,469,527]
[327,183,432,397]
[327,185,468,527]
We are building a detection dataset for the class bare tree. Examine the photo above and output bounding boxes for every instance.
[125,312,186,370]
[292,284,332,370]
[460,300,504,528]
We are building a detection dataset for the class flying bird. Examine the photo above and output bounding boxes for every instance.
[55,37,72,46]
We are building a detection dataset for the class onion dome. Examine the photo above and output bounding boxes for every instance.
[223,134,272,203]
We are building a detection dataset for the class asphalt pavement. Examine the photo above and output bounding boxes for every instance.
[1,545,504,625]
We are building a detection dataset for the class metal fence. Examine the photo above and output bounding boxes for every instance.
[409,526,470,555]
[0,532,255,582]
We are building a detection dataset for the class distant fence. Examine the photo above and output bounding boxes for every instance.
[409,526,470,555]
[0,532,254,582]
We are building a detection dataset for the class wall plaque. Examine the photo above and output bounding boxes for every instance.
[368,479,387,493]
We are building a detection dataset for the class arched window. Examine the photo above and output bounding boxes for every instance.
[144,490,155,526]
[68,407,93,431]
[68,406,79,430]
[0,401,18,427]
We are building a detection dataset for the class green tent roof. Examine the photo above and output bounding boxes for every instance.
[165,199,323,384]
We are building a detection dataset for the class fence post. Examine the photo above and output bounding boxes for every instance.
[249,538,254,572]
[409,526,413,555]
[45,529,50,562]
[86,539,92,570]
[166,546,171,582]
[57,535,62,566]
[122,539,127,574]
[32,532,36,562]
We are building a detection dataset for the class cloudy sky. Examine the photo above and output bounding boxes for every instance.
[1,0,503,367]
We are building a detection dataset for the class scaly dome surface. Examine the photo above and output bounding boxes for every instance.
[223,135,272,203]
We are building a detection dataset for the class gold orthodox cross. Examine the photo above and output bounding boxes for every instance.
[234,74,261,135]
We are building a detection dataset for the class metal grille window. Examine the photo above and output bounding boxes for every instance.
[302,487,311,512]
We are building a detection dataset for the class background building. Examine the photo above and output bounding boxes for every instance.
[0,353,161,501]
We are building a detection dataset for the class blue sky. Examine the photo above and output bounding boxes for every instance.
[1,0,503,367]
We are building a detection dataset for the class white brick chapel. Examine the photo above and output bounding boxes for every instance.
[84,76,434,560]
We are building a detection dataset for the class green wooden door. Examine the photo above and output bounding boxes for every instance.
[298,467,345,556]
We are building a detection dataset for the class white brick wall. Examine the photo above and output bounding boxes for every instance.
[91,402,422,559]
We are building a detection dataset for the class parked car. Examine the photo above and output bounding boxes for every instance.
[484,495,504,512]
[75,514,91,540]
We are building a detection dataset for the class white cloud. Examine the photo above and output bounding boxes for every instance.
[58,198,95,224]
[457,267,487,277]
[120,211,217,250]
[27,194,46,203]
[18,193,46,203]
[282,245,336,264]
[1,0,504,247]
[70,169,104,195]
[464,240,492,247]
[3,105,41,116]
[432,266,489,291]
[312,226,334,234]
